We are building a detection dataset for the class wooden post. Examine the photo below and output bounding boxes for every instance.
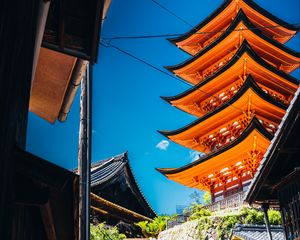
[78,63,92,240]
[0,1,39,238]
[262,203,273,240]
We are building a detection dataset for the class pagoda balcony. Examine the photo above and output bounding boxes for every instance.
[181,50,235,83]
[196,78,290,116]
[203,190,247,212]
[188,28,226,55]
[192,115,278,153]
[197,79,243,114]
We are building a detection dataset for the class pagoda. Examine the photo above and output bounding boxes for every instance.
[157,0,299,203]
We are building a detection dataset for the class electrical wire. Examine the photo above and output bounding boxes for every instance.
[102,22,300,44]
[150,0,197,30]
[100,40,247,114]
[99,1,299,117]
[100,40,192,86]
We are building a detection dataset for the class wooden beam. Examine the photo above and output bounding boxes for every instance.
[40,202,57,240]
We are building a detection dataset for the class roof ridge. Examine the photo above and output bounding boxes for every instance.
[90,151,127,170]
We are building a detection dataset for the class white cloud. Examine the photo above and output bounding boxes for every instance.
[189,151,204,162]
[156,140,170,151]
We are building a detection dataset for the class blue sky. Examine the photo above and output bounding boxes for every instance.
[27,0,300,214]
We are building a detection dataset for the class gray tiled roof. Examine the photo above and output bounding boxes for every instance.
[90,152,156,217]
[231,224,284,240]
[90,152,127,187]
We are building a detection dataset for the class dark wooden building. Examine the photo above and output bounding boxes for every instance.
[245,87,300,240]
[90,152,156,224]
[0,0,109,239]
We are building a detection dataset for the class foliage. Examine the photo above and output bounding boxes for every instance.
[135,216,170,238]
[186,204,282,239]
[189,206,211,220]
[268,209,282,225]
[203,191,212,205]
[240,207,264,224]
[90,223,126,240]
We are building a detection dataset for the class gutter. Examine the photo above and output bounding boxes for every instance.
[58,59,88,122]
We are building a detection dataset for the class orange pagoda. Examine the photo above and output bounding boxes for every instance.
[157,0,299,203]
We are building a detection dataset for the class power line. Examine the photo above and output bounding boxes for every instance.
[150,0,196,30]
[146,0,300,103]
[100,40,192,86]
[100,40,246,114]
[102,22,300,43]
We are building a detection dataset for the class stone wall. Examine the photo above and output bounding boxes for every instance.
[158,220,199,240]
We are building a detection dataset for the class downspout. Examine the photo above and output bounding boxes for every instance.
[78,63,92,240]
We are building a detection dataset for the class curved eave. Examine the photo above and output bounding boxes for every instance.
[158,74,287,138]
[168,0,233,44]
[169,0,299,45]
[162,40,299,103]
[156,116,273,175]
[91,152,156,217]
[243,0,299,31]
[166,10,300,72]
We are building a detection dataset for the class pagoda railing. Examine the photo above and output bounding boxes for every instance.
[203,191,247,212]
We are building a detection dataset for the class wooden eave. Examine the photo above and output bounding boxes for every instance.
[14,147,78,240]
[162,42,298,117]
[169,0,299,55]
[90,193,153,223]
[29,48,78,123]
[89,152,156,219]
[42,0,104,63]
[156,117,272,188]
[158,76,286,152]
[166,11,300,78]
[245,86,300,205]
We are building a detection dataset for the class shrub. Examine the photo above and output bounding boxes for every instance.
[90,223,126,240]
[268,209,282,225]
[135,216,169,238]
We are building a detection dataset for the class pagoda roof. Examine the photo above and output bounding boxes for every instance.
[165,40,300,86]
[162,41,299,113]
[169,0,299,54]
[90,152,156,219]
[166,10,300,76]
[156,117,273,188]
[159,75,287,145]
